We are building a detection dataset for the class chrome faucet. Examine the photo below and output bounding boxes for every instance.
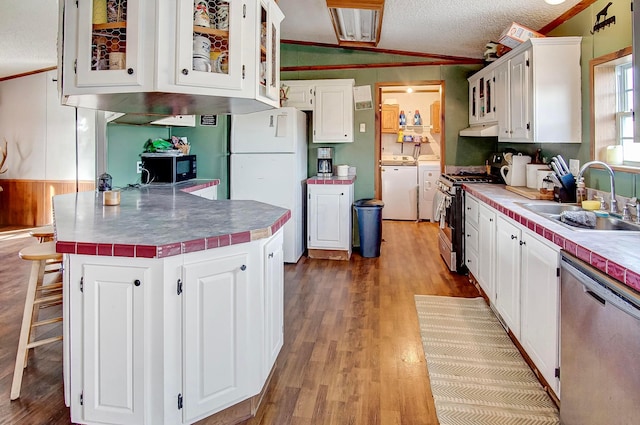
[577,161,617,214]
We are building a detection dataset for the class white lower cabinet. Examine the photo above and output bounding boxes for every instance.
[66,231,284,425]
[182,253,252,423]
[520,229,560,395]
[307,183,354,255]
[263,231,284,382]
[80,264,150,425]
[464,194,479,277]
[495,215,522,339]
[477,203,496,301]
[492,210,560,395]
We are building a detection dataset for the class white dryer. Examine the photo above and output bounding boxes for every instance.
[418,155,441,221]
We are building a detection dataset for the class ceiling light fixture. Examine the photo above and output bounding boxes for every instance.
[544,0,566,5]
[406,87,413,93]
[326,0,385,47]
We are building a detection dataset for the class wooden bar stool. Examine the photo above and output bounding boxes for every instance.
[29,225,55,243]
[30,226,60,273]
[10,241,63,401]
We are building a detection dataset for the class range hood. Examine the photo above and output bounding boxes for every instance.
[459,124,499,137]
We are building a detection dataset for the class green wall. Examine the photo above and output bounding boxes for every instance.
[549,0,636,196]
[282,44,482,201]
[106,116,229,198]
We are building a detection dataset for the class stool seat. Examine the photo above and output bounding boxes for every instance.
[19,241,61,261]
[29,226,55,243]
[11,241,63,400]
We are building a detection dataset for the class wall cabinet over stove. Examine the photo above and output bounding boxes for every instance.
[466,37,582,143]
[60,0,283,115]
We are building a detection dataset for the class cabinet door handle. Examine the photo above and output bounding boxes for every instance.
[127,68,134,75]
[511,235,517,239]
[182,68,189,75]
[134,279,141,287]
[240,264,247,271]
[268,252,274,258]
[520,240,526,246]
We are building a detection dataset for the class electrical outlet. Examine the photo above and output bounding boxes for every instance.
[136,161,142,174]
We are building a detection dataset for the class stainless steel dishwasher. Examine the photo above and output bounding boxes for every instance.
[560,252,640,425]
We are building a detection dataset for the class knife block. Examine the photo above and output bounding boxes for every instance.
[554,186,576,203]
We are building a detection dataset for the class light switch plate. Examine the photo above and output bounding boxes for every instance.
[359,123,366,132]
[569,159,580,176]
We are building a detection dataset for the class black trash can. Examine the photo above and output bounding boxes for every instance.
[354,199,384,258]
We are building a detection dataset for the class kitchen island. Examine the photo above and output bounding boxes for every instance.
[53,182,289,425]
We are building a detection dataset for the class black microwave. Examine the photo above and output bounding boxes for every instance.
[141,154,197,184]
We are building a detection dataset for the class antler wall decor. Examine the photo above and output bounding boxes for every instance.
[0,138,7,174]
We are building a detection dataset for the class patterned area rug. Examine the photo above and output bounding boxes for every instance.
[415,295,559,425]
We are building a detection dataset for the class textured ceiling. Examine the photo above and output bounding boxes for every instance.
[0,0,582,80]
[278,0,583,58]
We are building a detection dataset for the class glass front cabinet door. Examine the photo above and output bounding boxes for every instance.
[61,0,282,112]
[176,0,244,90]
[258,0,284,102]
[75,0,144,88]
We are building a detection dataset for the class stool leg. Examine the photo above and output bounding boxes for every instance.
[25,259,46,368]
[10,260,42,400]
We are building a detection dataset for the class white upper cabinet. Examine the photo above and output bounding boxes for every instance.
[281,79,355,143]
[60,0,282,115]
[313,81,354,143]
[467,37,582,143]
[282,81,315,111]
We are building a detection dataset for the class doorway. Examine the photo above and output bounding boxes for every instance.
[374,81,444,202]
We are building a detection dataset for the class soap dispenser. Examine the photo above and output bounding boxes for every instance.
[576,177,586,203]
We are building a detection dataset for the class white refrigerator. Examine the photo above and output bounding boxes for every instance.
[230,107,308,263]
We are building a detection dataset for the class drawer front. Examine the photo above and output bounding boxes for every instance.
[465,194,479,227]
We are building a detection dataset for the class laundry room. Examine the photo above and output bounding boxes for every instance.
[380,85,442,221]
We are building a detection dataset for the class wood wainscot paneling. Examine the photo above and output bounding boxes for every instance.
[0,180,95,226]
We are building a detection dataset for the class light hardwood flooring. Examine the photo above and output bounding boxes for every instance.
[0,221,478,425]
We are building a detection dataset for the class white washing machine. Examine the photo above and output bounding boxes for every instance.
[418,155,441,221]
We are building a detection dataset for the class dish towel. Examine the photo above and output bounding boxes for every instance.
[433,191,451,228]
[560,210,596,229]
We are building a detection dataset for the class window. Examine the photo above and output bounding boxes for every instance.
[591,47,638,166]
[617,62,638,160]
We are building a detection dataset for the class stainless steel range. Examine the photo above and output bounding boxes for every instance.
[435,172,497,273]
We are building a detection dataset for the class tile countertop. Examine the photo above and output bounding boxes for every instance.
[464,184,640,293]
[52,180,290,259]
[307,175,357,184]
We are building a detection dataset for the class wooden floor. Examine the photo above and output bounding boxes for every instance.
[0,221,478,425]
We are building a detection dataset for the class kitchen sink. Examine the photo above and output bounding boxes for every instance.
[516,202,640,232]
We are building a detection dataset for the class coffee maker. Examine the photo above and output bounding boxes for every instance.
[317,147,334,177]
